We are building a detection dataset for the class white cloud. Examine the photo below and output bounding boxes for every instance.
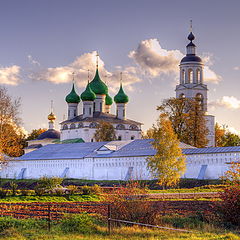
[0,65,21,85]
[129,39,182,77]
[210,96,240,110]
[129,39,221,84]
[33,51,142,92]
[234,66,240,71]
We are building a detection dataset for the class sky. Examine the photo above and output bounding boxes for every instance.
[1,0,240,135]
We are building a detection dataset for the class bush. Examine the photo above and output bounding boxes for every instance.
[10,181,18,196]
[81,185,92,195]
[217,185,240,227]
[34,186,45,196]
[105,181,157,224]
[0,188,7,198]
[67,185,79,195]
[38,177,63,190]
[60,213,98,234]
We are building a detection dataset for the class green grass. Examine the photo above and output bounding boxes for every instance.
[0,194,100,203]
[0,224,239,240]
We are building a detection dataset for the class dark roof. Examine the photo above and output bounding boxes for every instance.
[61,112,142,125]
[180,55,202,63]
[37,129,60,140]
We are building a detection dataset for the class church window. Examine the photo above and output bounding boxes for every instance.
[83,108,85,114]
[197,69,201,83]
[89,108,91,115]
[63,124,68,130]
[129,125,138,130]
[93,102,95,111]
[91,139,94,142]
[100,102,102,112]
[131,136,135,140]
[118,136,122,140]
[116,124,125,130]
[188,69,193,83]
[74,109,76,116]
[70,123,76,129]
[123,109,125,117]
[181,69,185,83]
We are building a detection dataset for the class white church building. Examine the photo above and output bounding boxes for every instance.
[0,28,238,180]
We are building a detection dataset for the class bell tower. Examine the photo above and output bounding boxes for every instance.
[176,24,215,147]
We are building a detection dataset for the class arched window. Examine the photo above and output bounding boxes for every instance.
[116,124,125,130]
[129,125,138,131]
[118,136,122,141]
[89,122,98,128]
[78,123,84,128]
[70,123,76,129]
[196,69,201,83]
[188,69,193,83]
[131,136,135,140]
[181,69,185,83]
[63,124,68,130]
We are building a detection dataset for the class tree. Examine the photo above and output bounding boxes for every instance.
[215,123,226,147]
[146,115,186,188]
[215,123,240,147]
[0,87,24,157]
[94,121,116,142]
[157,97,209,148]
[142,127,155,139]
[26,128,47,141]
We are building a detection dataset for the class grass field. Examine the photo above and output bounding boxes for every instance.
[0,194,100,203]
[0,220,240,240]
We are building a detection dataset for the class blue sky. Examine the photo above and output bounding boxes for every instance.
[1,0,240,134]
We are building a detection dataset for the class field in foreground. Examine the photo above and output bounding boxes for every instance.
[0,216,239,240]
[1,225,239,240]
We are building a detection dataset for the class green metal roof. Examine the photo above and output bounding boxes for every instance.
[114,84,129,103]
[89,69,108,95]
[105,93,113,105]
[65,84,80,103]
[81,82,96,101]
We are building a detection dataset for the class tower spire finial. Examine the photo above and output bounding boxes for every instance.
[190,20,193,32]
[50,100,53,113]
[96,52,99,69]
[72,72,75,84]
[120,72,123,85]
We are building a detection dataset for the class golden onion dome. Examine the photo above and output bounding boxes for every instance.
[48,112,56,121]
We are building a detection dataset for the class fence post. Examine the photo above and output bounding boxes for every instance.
[47,204,51,231]
[108,204,111,234]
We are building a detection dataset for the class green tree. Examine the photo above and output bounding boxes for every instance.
[215,123,240,147]
[146,115,186,188]
[157,97,209,148]
[94,121,116,142]
[26,128,47,141]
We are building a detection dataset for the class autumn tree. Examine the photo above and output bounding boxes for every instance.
[142,127,155,139]
[146,115,186,188]
[215,123,240,147]
[0,86,24,158]
[157,97,208,148]
[94,121,116,142]
[26,128,47,141]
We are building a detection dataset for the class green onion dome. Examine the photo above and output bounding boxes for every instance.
[89,69,108,95]
[81,82,96,101]
[114,84,129,104]
[105,93,113,105]
[65,84,80,103]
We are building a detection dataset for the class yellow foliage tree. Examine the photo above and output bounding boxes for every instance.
[94,121,116,142]
[147,115,186,188]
